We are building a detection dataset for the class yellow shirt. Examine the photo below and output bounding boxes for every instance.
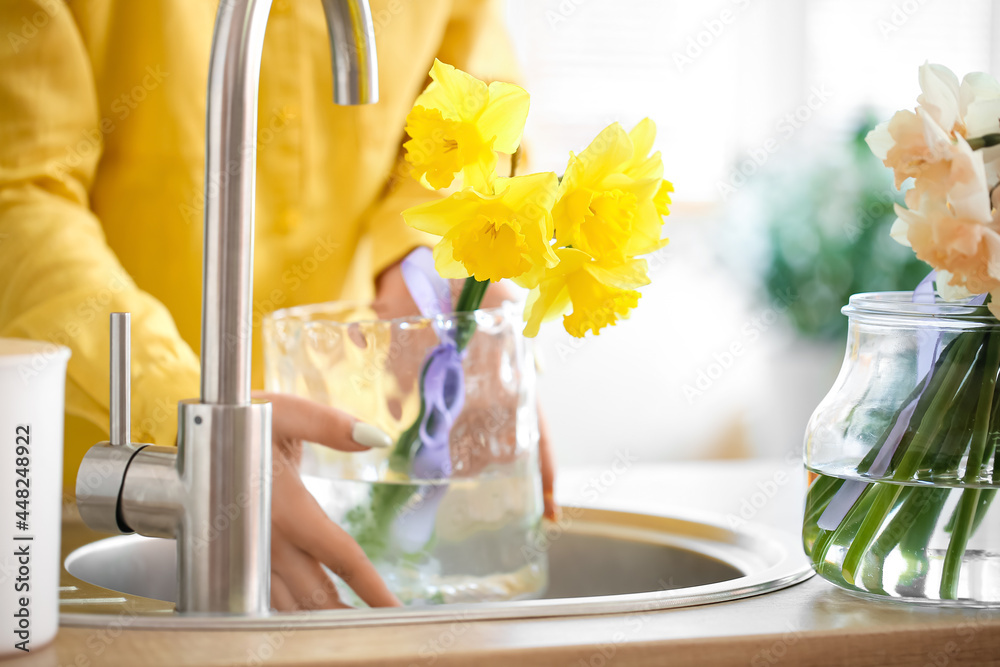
[0,0,519,491]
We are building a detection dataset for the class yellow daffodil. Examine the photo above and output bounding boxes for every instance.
[523,248,651,338]
[552,119,673,264]
[404,59,530,191]
[403,172,560,283]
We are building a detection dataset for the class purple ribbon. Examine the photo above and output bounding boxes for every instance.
[401,247,453,334]
[392,248,467,550]
[400,247,466,479]
[411,342,464,479]
[817,272,987,530]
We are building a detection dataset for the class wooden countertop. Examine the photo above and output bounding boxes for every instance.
[9,460,1000,666]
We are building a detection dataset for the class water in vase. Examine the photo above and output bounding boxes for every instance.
[804,464,1000,605]
[304,464,547,605]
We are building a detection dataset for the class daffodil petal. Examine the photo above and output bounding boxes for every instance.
[496,172,559,209]
[480,81,530,154]
[624,150,665,181]
[865,120,893,161]
[552,188,591,249]
[432,234,472,279]
[576,122,633,185]
[552,247,592,272]
[654,180,674,217]
[625,200,668,256]
[889,216,912,247]
[586,257,650,290]
[417,59,489,122]
[627,118,657,161]
[604,173,661,202]
[462,151,499,192]
[403,191,483,236]
[523,282,571,337]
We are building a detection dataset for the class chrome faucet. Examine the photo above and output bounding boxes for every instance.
[75,0,379,615]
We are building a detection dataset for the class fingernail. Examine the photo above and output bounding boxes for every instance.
[352,422,393,449]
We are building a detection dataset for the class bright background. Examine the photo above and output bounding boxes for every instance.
[501,0,1000,467]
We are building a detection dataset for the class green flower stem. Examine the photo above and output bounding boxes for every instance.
[967,133,1000,150]
[874,363,984,575]
[884,334,983,474]
[840,333,983,584]
[808,334,978,577]
[855,334,970,476]
[812,485,878,583]
[802,473,845,563]
[896,488,949,589]
[356,276,491,561]
[970,334,1000,539]
[455,276,490,313]
[861,367,982,592]
[940,333,1000,598]
[941,490,980,598]
[970,490,997,536]
[860,484,915,594]
[961,333,1000,485]
[454,277,490,351]
[388,277,490,467]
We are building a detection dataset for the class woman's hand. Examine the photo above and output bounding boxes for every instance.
[375,258,559,520]
[256,391,402,611]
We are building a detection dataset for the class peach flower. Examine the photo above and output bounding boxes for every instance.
[867,63,1000,199]
[893,193,1000,315]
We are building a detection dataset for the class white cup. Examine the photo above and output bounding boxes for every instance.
[0,339,70,656]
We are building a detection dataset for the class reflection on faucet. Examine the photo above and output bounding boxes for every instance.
[75,0,379,615]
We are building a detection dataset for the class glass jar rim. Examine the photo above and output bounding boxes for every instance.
[265,300,515,329]
[844,291,997,324]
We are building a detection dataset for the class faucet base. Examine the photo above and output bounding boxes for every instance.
[175,399,272,614]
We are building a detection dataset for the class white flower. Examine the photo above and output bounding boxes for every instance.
[866,63,1000,194]
[935,270,975,301]
[868,64,1000,151]
[867,63,999,297]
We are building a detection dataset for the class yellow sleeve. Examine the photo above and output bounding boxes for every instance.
[364,0,524,280]
[0,0,199,490]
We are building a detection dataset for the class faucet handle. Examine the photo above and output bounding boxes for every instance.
[109,312,130,446]
[76,312,145,534]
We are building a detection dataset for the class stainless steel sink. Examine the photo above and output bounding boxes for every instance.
[60,506,812,629]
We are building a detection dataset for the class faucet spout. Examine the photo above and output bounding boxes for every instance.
[321,0,380,105]
[76,0,381,616]
[201,0,378,406]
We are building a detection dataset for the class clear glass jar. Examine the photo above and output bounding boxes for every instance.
[804,292,1000,606]
[263,301,545,605]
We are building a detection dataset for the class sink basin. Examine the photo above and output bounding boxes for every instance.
[61,506,811,629]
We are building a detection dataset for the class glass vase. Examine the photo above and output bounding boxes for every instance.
[804,292,1000,606]
[263,301,545,605]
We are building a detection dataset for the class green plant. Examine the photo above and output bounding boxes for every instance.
[758,114,927,338]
